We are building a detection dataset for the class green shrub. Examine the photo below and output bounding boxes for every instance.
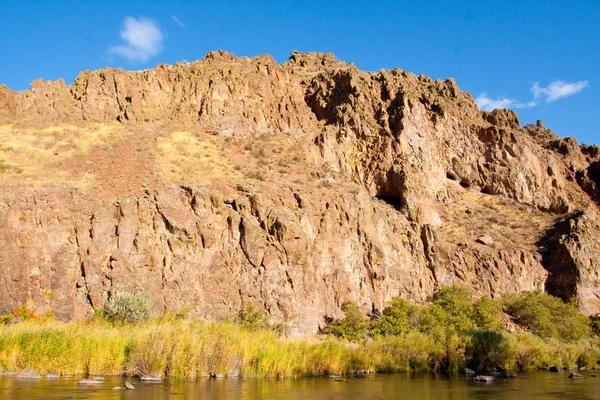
[371,287,503,339]
[472,296,503,330]
[504,291,590,341]
[464,329,516,371]
[326,301,368,341]
[590,314,600,336]
[431,285,476,331]
[512,333,551,369]
[370,297,413,337]
[104,291,151,323]
[372,331,441,372]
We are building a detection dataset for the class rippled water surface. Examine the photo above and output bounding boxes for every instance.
[2,371,600,399]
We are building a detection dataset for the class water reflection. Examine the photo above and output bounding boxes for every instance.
[1,371,599,400]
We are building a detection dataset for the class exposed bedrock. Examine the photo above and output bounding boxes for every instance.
[1,51,599,333]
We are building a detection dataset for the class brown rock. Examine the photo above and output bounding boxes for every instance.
[476,235,494,246]
[15,369,41,379]
[1,51,600,334]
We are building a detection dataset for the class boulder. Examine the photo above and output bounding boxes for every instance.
[15,369,41,379]
[494,370,517,379]
[476,235,494,246]
[140,373,162,382]
[78,379,103,385]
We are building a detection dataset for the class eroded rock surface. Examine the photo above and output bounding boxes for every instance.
[1,51,599,334]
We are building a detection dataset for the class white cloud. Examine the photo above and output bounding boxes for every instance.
[110,17,164,63]
[532,80,589,102]
[476,79,588,111]
[475,93,514,110]
[475,93,537,111]
[171,14,185,28]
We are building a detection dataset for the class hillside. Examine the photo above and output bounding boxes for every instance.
[1,51,599,336]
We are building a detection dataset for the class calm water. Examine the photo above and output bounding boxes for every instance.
[1,371,599,400]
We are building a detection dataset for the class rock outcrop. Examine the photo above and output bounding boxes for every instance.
[0,51,599,335]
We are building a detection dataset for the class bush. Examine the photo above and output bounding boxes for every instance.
[472,296,503,330]
[104,291,151,323]
[371,287,503,338]
[326,301,368,341]
[513,332,550,370]
[234,304,267,331]
[370,297,413,337]
[590,314,600,336]
[1,305,54,325]
[372,331,441,372]
[465,329,516,371]
[504,291,591,341]
[431,285,477,331]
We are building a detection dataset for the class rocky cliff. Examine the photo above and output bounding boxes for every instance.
[1,51,599,336]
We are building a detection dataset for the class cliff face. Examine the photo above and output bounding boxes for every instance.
[1,51,599,335]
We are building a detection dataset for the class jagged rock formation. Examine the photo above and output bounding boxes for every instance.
[1,51,599,335]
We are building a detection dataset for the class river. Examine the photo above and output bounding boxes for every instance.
[1,370,599,399]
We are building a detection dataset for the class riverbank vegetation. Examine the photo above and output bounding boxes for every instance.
[0,286,598,378]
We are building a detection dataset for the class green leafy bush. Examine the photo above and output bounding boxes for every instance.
[371,286,504,338]
[370,297,413,337]
[465,329,516,371]
[104,291,151,323]
[472,296,503,330]
[590,314,600,336]
[326,301,368,341]
[431,285,477,331]
[504,291,591,341]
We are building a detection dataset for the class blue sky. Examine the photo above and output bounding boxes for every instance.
[1,1,598,144]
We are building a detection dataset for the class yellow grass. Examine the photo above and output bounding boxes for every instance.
[0,319,598,377]
[0,122,127,186]
[439,188,559,250]
[155,130,244,184]
[0,320,363,378]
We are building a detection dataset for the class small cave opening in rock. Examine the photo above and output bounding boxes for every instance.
[446,171,458,181]
[459,180,471,189]
[376,193,403,212]
[480,186,493,195]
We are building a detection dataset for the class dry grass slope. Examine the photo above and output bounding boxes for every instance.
[439,184,559,250]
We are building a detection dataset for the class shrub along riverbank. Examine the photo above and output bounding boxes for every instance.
[0,287,599,378]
